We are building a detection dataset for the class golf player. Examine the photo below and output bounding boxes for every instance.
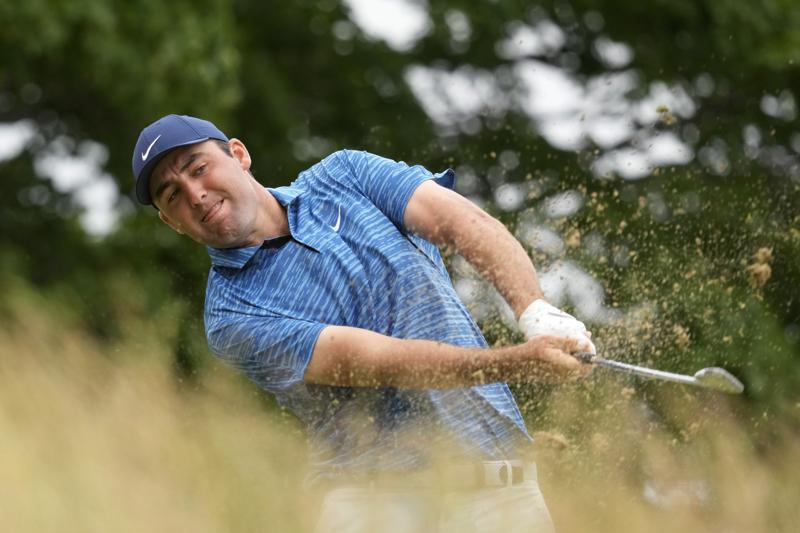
[132,114,596,533]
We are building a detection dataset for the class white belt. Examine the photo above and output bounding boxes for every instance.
[437,460,536,489]
[331,460,537,490]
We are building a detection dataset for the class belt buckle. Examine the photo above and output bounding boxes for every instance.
[480,460,525,487]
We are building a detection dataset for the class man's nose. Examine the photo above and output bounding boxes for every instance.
[186,181,207,207]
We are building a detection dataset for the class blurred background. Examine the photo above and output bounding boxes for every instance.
[1,1,799,531]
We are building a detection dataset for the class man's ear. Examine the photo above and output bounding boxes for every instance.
[158,210,184,235]
[228,138,252,171]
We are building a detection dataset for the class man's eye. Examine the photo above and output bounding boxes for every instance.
[193,164,207,176]
[168,189,178,203]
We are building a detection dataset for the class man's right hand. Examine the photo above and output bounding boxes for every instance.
[506,335,595,383]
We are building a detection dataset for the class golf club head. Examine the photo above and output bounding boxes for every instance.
[692,367,745,394]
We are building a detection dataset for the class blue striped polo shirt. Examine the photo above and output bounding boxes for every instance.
[204,150,532,481]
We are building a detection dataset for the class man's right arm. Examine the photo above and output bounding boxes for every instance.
[303,325,593,389]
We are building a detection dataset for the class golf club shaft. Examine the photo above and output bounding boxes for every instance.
[577,353,698,386]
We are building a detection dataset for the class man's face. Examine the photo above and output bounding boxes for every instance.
[149,139,261,248]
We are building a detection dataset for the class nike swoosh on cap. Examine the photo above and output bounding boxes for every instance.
[141,134,162,161]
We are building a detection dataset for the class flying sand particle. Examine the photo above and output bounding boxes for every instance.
[745,247,773,289]
[656,104,677,125]
[533,431,571,451]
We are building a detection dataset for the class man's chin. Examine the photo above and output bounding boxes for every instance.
[203,231,247,250]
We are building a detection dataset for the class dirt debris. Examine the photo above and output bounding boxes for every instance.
[621,386,636,400]
[672,324,691,348]
[745,247,773,289]
[565,229,581,248]
[533,431,571,451]
[590,432,611,453]
[656,104,678,125]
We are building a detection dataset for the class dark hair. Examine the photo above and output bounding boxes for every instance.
[215,139,233,157]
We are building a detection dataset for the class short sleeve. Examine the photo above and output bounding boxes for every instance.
[338,150,454,230]
[206,311,326,393]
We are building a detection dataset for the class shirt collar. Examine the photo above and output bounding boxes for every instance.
[268,185,304,206]
[207,244,262,269]
[207,185,317,269]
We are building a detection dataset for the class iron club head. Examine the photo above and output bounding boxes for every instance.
[692,367,745,394]
[577,353,745,394]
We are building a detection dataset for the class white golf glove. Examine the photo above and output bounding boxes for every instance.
[518,299,596,354]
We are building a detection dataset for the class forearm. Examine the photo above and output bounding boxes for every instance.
[307,326,487,388]
[404,181,544,319]
[447,209,544,319]
[304,325,585,388]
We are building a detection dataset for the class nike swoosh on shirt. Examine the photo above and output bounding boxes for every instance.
[331,204,342,232]
[141,134,162,161]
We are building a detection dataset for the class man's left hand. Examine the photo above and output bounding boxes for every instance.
[518,299,597,354]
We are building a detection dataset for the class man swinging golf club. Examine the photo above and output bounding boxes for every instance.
[132,114,596,533]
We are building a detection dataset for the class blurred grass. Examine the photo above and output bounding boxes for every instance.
[534,381,800,533]
[1,277,798,532]
[0,278,313,532]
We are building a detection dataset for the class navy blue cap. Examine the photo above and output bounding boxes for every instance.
[132,114,229,205]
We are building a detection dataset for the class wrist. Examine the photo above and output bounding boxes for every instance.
[518,299,554,330]
[515,295,545,320]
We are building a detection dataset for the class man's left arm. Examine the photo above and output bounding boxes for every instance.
[405,180,595,352]
[404,181,541,320]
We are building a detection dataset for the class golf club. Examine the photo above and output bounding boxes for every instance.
[576,353,744,394]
